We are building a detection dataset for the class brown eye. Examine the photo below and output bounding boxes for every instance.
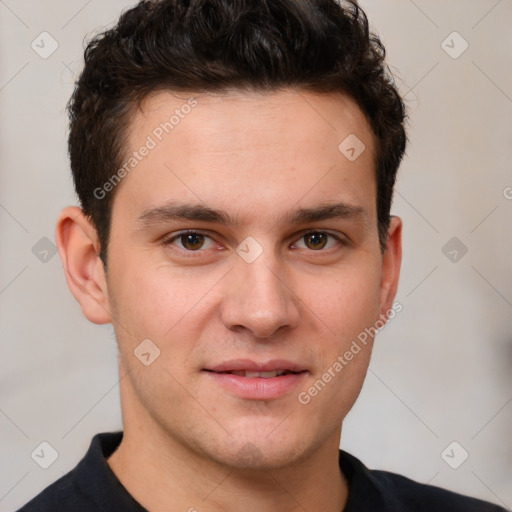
[304,232,328,250]
[294,231,344,252]
[180,233,205,250]
[163,231,217,254]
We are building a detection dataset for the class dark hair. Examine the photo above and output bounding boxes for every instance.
[67,0,406,265]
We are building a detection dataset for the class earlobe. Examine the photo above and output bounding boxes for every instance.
[55,206,112,325]
[378,215,402,320]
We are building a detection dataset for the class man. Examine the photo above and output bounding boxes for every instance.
[17,0,508,510]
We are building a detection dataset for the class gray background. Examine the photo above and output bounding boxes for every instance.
[1,0,511,510]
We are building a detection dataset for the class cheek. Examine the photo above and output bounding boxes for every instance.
[109,263,227,384]
[108,266,205,404]
[298,269,380,418]
[111,262,207,336]
[304,262,382,341]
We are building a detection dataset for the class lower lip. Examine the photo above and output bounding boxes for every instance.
[203,371,308,400]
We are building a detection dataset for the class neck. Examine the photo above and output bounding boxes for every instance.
[107,422,348,512]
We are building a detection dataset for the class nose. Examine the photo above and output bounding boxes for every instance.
[220,251,300,339]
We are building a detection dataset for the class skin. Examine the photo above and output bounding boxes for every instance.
[56,89,402,512]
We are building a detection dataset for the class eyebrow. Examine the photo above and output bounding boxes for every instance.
[135,200,367,229]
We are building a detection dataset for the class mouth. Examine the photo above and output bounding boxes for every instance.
[204,358,307,374]
[204,369,303,378]
[202,360,308,399]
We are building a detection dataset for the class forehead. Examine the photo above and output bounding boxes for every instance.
[134,88,374,153]
[114,89,377,227]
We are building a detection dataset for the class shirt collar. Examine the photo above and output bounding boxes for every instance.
[75,431,390,511]
[339,449,397,511]
[75,431,147,511]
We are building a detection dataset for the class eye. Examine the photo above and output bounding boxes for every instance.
[162,229,344,255]
[163,231,216,251]
[293,231,342,251]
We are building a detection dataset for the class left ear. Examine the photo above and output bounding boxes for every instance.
[378,215,402,319]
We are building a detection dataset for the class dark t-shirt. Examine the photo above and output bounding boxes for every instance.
[16,431,508,511]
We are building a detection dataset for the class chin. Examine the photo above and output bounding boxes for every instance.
[209,428,312,471]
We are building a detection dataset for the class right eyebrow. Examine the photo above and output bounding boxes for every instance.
[136,202,236,229]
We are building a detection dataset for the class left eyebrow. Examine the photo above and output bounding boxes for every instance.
[284,202,367,225]
[135,200,368,229]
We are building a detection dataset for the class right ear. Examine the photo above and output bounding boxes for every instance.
[55,206,112,324]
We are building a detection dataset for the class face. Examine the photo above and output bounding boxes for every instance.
[98,89,400,469]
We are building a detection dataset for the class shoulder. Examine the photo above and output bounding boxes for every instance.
[15,469,96,512]
[15,432,124,512]
[340,450,509,512]
[370,468,508,511]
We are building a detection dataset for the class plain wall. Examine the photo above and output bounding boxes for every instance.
[1,0,511,510]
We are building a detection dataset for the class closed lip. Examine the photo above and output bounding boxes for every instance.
[203,359,307,373]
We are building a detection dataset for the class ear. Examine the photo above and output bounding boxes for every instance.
[55,206,112,324]
[378,215,402,319]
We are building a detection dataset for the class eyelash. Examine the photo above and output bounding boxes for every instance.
[161,229,346,254]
